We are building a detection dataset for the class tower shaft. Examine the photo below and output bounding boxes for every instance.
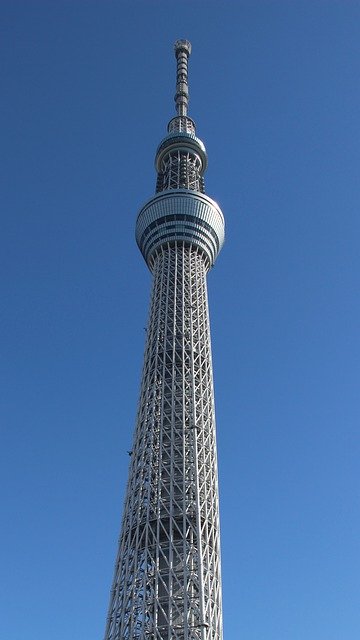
[105,244,222,639]
[104,41,225,640]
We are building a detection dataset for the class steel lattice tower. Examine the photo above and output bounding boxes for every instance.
[104,40,225,640]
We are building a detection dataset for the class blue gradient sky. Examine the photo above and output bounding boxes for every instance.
[2,2,360,639]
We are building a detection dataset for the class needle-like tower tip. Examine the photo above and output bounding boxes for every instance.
[174,39,192,116]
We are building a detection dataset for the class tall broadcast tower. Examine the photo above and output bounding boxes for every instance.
[104,40,225,640]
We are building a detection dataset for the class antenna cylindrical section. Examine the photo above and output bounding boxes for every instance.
[174,39,191,116]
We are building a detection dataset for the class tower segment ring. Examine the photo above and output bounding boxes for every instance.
[155,132,208,172]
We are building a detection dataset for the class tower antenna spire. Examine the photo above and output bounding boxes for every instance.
[174,39,192,116]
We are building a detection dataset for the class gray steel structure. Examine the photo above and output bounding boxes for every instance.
[104,41,225,640]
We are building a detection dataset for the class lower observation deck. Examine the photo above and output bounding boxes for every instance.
[136,189,225,270]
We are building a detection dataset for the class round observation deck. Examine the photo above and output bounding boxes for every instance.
[136,189,225,271]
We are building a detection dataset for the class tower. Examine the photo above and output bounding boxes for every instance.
[104,40,225,640]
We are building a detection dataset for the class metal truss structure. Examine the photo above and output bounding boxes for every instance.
[104,41,225,640]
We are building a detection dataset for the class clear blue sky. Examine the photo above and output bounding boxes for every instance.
[2,2,360,639]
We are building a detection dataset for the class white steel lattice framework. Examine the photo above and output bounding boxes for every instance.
[104,41,225,640]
